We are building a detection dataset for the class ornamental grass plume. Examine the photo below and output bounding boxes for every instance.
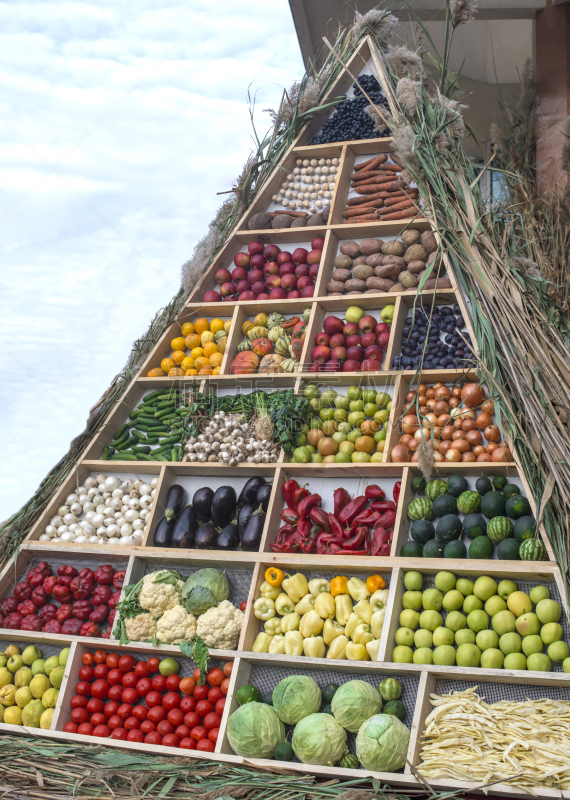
[392,124,424,180]
[450,0,478,28]
[264,76,323,131]
[365,104,394,134]
[351,10,398,43]
[385,45,422,81]
[396,78,422,115]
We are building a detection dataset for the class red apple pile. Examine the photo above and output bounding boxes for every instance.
[310,312,391,372]
[202,238,324,302]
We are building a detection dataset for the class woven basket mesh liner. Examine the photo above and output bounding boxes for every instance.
[434,679,570,703]
[0,637,62,660]
[246,662,418,768]
[142,562,252,606]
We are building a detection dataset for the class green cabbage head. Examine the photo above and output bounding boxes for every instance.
[331,679,382,733]
[292,712,347,766]
[181,568,229,615]
[227,701,285,758]
[273,675,321,724]
[356,713,410,772]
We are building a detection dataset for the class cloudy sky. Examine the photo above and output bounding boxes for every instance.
[0,0,304,520]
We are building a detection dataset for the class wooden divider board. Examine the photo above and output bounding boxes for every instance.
[5,35,568,798]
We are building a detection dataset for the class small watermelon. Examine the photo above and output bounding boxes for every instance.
[446,475,469,497]
[496,538,521,560]
[487,516,514,543]
[423,539,445,558]
[463,513,487,538]
[401,541,423,557]
[444,540,467,559]
[519,538,547,561]
[475,477,493,495]
[503,483,520,499]
[425,479,447,501]
[493,475,507,490]
[469,535,494,559]
[514,516,536,542]
[274,741,294,761]
[383,699,406,721]
[505,495,532,520]
[435,514,463,543]
[433,494,458,517]
[481,491,506,519]
[379,677,402,701]
[412,477,426,492]
[339,754,359,770]
[410,519,435,544]
[407,497,434,521]
[456,490,482,515]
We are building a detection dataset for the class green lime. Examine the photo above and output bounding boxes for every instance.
[236,685,261,705]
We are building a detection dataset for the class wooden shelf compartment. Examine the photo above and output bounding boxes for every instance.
[293,136,395,157]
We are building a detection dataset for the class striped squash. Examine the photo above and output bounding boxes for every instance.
[281,358,299,373]
[275,335,292,356]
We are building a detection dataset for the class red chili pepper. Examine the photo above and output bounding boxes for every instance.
[365,484,385,501]
[336,549,368,555]
[393,481,401,505]
[351,509,380,527]
[342,526,369,551]
[57,565,78,578]
[275,524,296,546]
[308,506,330,532]
[315,532,345,554]
[299,527,319,554]
[371,527,392,556]
[328,513,346,541]
[298,493,322,520]
[282,479,300,511]
[327,543,343,555]
[370,500,396,512]
[270,531,305,553]
[375,510,397,530]
[281,508,300,525]
[338,496,367,526]
[297,518,312,538]
[293,485,310,510]
[333,488,350,517]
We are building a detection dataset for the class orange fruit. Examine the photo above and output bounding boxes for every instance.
[181,356,195,370]
[147,368,165,377]
[181,322,195,337]
[376,440,385,453]
[194,318,210,336]
[195,356,209,367]
[161,358,175,373]
[190,347,204,359]
[185,333,200,350]
[203,342,219,358]
[171,350,186,365]
[171,337,186,351]
[209,352,223,367]
[185,368,198,376]
[168,368,184,377]
[209,318,225,334]
[199,366,213,374]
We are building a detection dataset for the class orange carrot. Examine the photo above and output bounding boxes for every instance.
[379,200,416,215]
[269,209,309,218]
[380,208,423,221]
[380,162,403,173]
[356,180,405,194]
[390,153,404,167]
[350,215,380,223]
[350,169,396,181]
[347,192,385,206]
[384,195,418,207]
[354,155,387,171]
[351,173,397,186]
[343,201,385,217]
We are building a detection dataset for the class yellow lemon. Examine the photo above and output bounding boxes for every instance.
[181,322,195,336]
[190,347,204,359]
[171,337,185,351]
[209,318,225,334]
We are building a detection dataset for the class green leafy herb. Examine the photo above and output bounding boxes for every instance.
[179,637,210,685]
[153,570,184,586]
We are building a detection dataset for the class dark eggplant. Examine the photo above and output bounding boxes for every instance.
[154,517,176,547]
[216,523,239,551]
[164,484,187,522]
[195,522,217,549]
[255,483,272,513]
[242,506,265,552]
[211,486,237,528]
[238,504,254,540]
[237,476,266,508]
[172,505,197,549]
[192,487,214,521]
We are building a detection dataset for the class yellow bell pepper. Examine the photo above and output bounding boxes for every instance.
[282,573,308,603]
[345,612,361,639]
[366,574,386,593]
[366,638,380,660]
[264,617,282,635]
[268,634,285,654]
[303,635,325,658]
[334,594,353,626]
[323,619,345,645]
[252,632,273,653]
[347,577,370,601]
[353,600,373,624]
[265,567,284,587]
[254,597,276,621]
[275,592,295,616]
[314,592,336,620]
[327,634,348,660]
[299,609,324,638]
[352,623,374,645]
[280,612,300,632]
[308,578,330,596]
[346,641,369,660]
[330,576,349,597]
[284,630,304,656]
[259,580,280,600]
[370,589,390,611]
[294,593,316,616]
[371,609,386,639]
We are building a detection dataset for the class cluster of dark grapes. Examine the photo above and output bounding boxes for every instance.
[391,305,476,371]
[309,74,390,145]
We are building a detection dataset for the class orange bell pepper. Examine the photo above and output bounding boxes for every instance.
[330,576,349,597]
[264,568,285,588]
[366,575,386,593]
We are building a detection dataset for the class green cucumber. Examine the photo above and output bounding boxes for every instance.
[136,453,155,461]
[152,453,170,461]
[111,423,129,440]
[142,390,163,403]
[144,436,159,444]
[171,448,179,461]
[147,425,169,432]
[132,445,151,454]
[101,446,114,460]
[110,452,137,461]
[157,435,179,446]
[132,430,147,440]
[110,431,130,447]
[173,446,183,461]
[132,424,150,432]
[116,436,138,451]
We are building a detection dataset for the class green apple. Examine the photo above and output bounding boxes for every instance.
[529,586,550,604]
[414,629,433,649]
[433,645,456,666]
[320,389,337,406]
[333,408,348,422]
[375,392,391,407]
[504,653,527,670]
[435,571,456,592]
[497,579,518,600]
[332,432,347,444]
[515,612,540,637]
[456,578,474,597]
[536,599,562,624]
[563,657,570,673]
[463,595,483,614]
[380,304,395,324]
[481,648,504,669]
[400,610,420,630]
[413,647,434,665]
[522,634,544,657]
[349,400,364,412]
[473,576,498,601]
[445,611,467,632]
[364,403,379,417]
[476,630,499,651]
[433,627,455,647]
[467,610,489,632]
[347,385,362,401]
[491,610,516,635]
[303,384,319,399]
[395,627,415,647]
[548,641,570,663]
[345,306,365,324]
[404,571,423,591]
[455,629,476,645]
[456,643,481,667]
[392,645,413,663]
[507,591,532,617]
[422,588,444,611]
[541,622,563,645]
[374,409,389,423]
[335,395,350,409]
[402,591,423,610]
[420,610,443,631]
[527,652,552,672]
[485,596,507,617]
[499,632,522,655]
[443,590,464,612]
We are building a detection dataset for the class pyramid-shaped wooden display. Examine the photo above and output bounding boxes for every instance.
[0,36,567,795]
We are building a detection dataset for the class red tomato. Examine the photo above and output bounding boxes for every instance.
[75,681,92,697]
[71,708,88,725]
[167,708,184,727]
[179,677,196,697]
[165,674,180,691]
[108,685,124,703]
[124,716,141,731]
[147,657,160,673]
[82,653,95,666]
[107,669,124,686]
[157,720,174,736]
[180,696,196,714]
[106,653,120,669]
[208,687,223,704]
[104,702,120,718]
[179,737,196,750]
[151,674,167,692]
[93,664,109,680]
[145,691,162,708]
[71,695,88,709]
[203,712,221,731]
[240,601,247,612]
[220,678,230,696]
[175,724,191,740]
[93,724,111,738]
[121,688,139,705]
[127,729,144,743]
[206,667,224,687]
[183,712,200,729]
[190,726,206,742]
[63,722,79,733]
[215,698,225,716]
[132,705,148,721]
[111,728,127,740]
[118,655,136,674]
[162,733,180,748]
[90,713,107,727]
[222,662,233,677]
[91,680,110,700]
[197,739,215,752]
[193,668,201,682]
[117,703,133,721]
[122,672,138,689]
[144,731,162,745]
[107,715,123,730]
[86,698,104,714]
[147,705,166,724]
[140,720,156,734]
[196,700,214,718]
[78,722,94,736]
[208,728,219,743]
[161,692,180,711]
[79,666,94,681]
[135,661,150,678]
[94,650,108,664]
[193,684,209,701]
[136,678,152,696]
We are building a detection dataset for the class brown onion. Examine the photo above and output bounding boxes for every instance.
[434,386,452,401]
[433,400,450,416]
[442,426,455,440]
[453,439,471,454]
[484,424,500,442]
[437,413,451,427]
[451,407,476,420]
[419,395,427,406]
[411,451,419,463]
[426,399,437,411]
[419,405,428,415]
[480,399,495,415]
[419,383,427,394]
[466,430,483,446]
[438,440,452,455]
[462,418,477,432]
[408,438,420,451]
[492,445,512,462]
[472,445,485,456]
[449,397,460,408]
[392,444,411,462]
[433,451,444,462]
[445,448,462,462]
[461,382,486,408]
[461,451,476,462]
[452,387,461,398]
[426,388,435,400]
[476,412,492,429]
[485,443,498,454]
[406,391,415,404]
[402,414,420,434]
[452,430,467,440]
[433,382,444,389]
[453,419,464,430]
[400,434,413,445]
[477,453,492,462]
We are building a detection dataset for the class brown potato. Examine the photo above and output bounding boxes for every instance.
[421,231,438,253]
[366,277,395,292]
[353,264,375,281]
[248,212,272,230]
[382,239,406,257]
[428,252,442,269]
[359,238,384,255]
[407,260,426,274]
[334,254,353,270]
[327,280,346,294]
[399,271,418,288]
[347,290,365,295]
[328,292,344,296]
[401,229,421,245]
[291,216,307,228]
[382,255,406,269]
[391,283,406,293]
[423,278,452,290]
[366,253,384,268]
[307,213,325,226]
[272,214,294,229]
[404,243,428,263]
[340,241,361,258]
[353,256,368,267]
[344,278,367,292]
[375,264,401,281]
[332,268,352,282]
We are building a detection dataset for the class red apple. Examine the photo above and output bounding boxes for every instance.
[309,264,320,280]
[312,237,325,250]
[248,241,264,256]
[231,266,248,282]
[269,287,287,299]
[250,254,266,270]
[288,289,301,298]
[233,252,250,268]
[343,322,359,336]
[263,244,280,261]
[239,290,256,300]
[312,346,331,363]
[323,360,341,372]
[292,247,309,265]
[203,290,222,302]
[364,345,383,361]
[361,331,377,348]
[307,249,321,265]
[248,269,264,285]
[343,360,361,372]
[301,286,314,297]
[220,281,236,297]
[281,274,298,292]
[295,263,310,278]
[329,333,346,348]
[375,322,390,335]
[347,345,364,362]
[257,292,269,300]
[378,331,391,349]
[215,267,232,285]
[358,315,377,333]
[266,275,282,290]
[362,359,382,371]
[308,362,321,372]
[346,334,362,349]
[323,316,344,336]
[279,262,296,276]
[277,251,292,265]
[235,280,250,294]
[315,331,330,347]
[223,294,236,301]
[331,346,347,362]
[297,276,314,290]
[251,281,266,296]
[264,261,279,276]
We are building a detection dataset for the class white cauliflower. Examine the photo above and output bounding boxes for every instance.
[156,605,197,644]
[124,613,157,642]
[196,600,245,650]
[138,571,184,617]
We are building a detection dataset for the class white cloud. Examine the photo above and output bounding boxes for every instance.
[0,0,304,520]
